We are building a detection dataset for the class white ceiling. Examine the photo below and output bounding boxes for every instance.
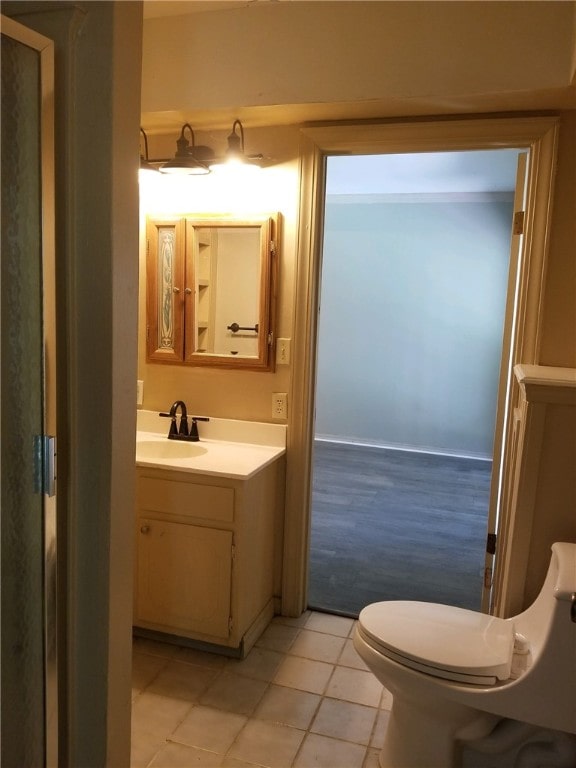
[326,150,521,195]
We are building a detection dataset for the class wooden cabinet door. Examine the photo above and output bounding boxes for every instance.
[137,519,232,639]
[146,218,186,362]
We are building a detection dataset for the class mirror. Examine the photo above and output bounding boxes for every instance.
[146,214,279,371]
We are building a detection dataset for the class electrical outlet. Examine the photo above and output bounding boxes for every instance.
[136,380,144,406]
[276,338,291,365]
[272,392,288,419]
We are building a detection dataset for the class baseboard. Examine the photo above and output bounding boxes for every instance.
[242,599,275,657]
[314,435,492,462]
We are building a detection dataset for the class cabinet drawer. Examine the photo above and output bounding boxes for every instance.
[137,475,234,522]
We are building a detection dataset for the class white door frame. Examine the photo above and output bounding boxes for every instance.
[282,116,558,617]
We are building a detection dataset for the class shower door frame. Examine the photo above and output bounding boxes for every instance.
[1,13,57,766]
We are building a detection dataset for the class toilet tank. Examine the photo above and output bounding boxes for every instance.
[503,543,576,733]
[550,542,576,603]
[515,543,575,658]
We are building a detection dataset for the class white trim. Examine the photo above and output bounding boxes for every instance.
[515,363,576,391]
[314,436,492,462]
[326,191,515,205]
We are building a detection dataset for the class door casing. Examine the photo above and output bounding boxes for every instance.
[282,116,559,618]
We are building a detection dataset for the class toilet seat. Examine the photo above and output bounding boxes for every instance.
[358,601,515,686]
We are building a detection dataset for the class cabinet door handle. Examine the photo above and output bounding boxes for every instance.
[172,287,180,294]
[184,287,192,295]
[140,525,150,534]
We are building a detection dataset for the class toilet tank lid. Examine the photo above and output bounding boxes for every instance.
[551,542,576,601]
[358,601,515,681]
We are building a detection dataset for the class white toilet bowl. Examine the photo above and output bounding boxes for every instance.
[353,542,576,768]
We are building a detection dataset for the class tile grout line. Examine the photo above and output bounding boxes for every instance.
[136,643,229,768]
[132,613,387,768]
[131,651,171,709]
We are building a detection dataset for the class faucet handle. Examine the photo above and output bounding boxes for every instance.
[159,411,180,438]
[189,416,209,442]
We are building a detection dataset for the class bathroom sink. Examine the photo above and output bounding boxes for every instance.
[136,440,208,460]
[135,419,286,478]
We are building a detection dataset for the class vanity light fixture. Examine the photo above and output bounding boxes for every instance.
[209,119,263,172]
[160,123,214,175]
[139,127,160,174]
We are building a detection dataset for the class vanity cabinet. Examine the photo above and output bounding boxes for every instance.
[138,520,233,638]
[133,460,282,655]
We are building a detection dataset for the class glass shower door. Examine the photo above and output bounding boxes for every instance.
[1,15,57,767]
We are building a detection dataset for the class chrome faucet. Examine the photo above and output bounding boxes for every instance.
[159,401,209,441]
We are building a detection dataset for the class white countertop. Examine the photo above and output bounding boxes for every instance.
[136,411,286,479]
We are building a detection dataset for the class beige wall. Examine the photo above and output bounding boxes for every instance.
[539,111,576,367]
[139,112,576,422]
[140,2,576,419]
[139,126,300,421]
[141,1,576,126]
[139,1,576,615]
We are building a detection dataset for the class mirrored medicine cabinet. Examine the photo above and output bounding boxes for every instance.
[146,214,279,371]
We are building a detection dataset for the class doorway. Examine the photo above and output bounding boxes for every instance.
[308,150,520,617]
[281,117,558,619]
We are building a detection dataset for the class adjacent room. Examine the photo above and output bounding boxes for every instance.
[309,150,520,615]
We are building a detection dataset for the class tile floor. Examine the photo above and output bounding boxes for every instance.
[131,611,392,768]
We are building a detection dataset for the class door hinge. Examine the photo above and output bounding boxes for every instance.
[484,567,493,589]
[268,331,273,346]
[486,532,497,555]
[270,239,276,256]
[229,615,233,633]
[513,210,525,236]
[231,543,236,561]
[146,238,150,256]
[33,435,56,497]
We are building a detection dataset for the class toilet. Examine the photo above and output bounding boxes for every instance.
[353,542,576,768]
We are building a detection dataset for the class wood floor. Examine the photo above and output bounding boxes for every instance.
[308,440,491,617]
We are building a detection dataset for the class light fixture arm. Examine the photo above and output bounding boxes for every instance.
[140,127,151,160]
[175,123,198,156]
[227,119,245,156]
[139,127,163,174]
[160,123,213,175]
[208,118,264,171]
[180,123,196,149]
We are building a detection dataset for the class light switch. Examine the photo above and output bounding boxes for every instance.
[276,338,291,365]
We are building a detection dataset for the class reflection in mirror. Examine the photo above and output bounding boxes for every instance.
[146,214,279,371]
[193,226,261,357]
